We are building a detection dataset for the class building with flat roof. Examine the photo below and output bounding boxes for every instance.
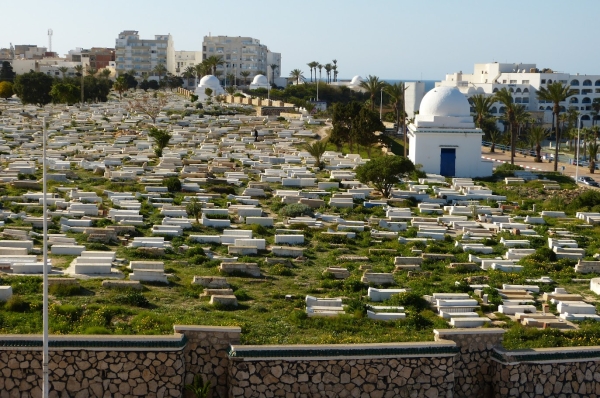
[115,30,175,79]
[437,62,600,126]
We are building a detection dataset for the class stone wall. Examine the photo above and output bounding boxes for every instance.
[258,107,297,116]
[491,346,600,397]
[227,342,457,398]
[175,325,241,398]
[434,328,505,398]
[0,334,186,398]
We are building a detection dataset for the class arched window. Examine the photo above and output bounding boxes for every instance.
[516,88,522,93]
[548,79,553,84]
[572,89,580,95]
[539,106,545,111]
[509,87,514,93]
[570,97,579,103]
[595,80,600,86]
[571,79,580,86]
[499,106,506,114]
[560,106,566,112]
[493,87,499,93]
[583,79,592,86]
[523,88,529,93]
[546,106,552,111]
[515,98,522,103]
[583,97,592,104]
[582,115,591,120]
[490,107,497,114]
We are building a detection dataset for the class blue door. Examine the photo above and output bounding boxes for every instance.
[440,148,456,177]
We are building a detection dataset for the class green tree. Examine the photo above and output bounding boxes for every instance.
[0,81,13,99]
[57,66,69,79]
[83,76,112,103]
[359,75,386,111]
[50,82,79,105]
[589,140,599,174]
[183,65,196,87]
[537,81,578,171]
[355,156,415,198]
[113,76,128,100]
[355,107,385,157]
[289,69,305,85]
[13,71,54,107]
[99,69,111,79]
[269,64,278,87]
[0,61,16,82]
[324,63,332,84]
[152,63,168,87]
[148,127,172,158]
[186,198,203,223]
[128,93,167,124]
[204,55,224,75]
[384,82,408,155]
[303,140,328,169]
[494,88,517,164]
[330,101,363,151]
[528,126,549,162]
[470,94,495,129]
[307,61,318,82]
[592,98,600,126]
[240,71,251,87]
[120,73,138,90]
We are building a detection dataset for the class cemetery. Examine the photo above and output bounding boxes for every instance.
[2,89,600,353]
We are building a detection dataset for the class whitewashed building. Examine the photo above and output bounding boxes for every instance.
[195,75,224,101]
[408,86,493,178]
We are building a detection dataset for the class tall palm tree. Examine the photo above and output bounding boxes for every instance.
[359,75,387,112]
[269,64,278,87]
[537,81,578,171]
[99,69,111,79]
[127,68,137,77]
[74,65,84,104]
[592,98,600,126]
[317,64,323,84]
[589,139,599,173]
[205,55,224,75]
[57,66,69,79]
[85,68,97,76]
[332,59,337,82]
[528,126,549,162]
[303,140,328,169]
[494,88,517,164]
[324,63,332,84]
[289,69,305,85]
[240,71,251,87]
[183,65,196,87]
[113,76,128,100]
[470,94,495,129]
[153,63,167,86]
[307,62,316,82]
[384,82,408,156]
[226,73,235,87]
[513,104,531,147]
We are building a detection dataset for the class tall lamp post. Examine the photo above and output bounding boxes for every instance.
[575,115,581,183]
[379,88,383,120]
[42,116,49,398]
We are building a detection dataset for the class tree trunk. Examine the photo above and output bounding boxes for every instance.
[510,123,516,165]
[490,143,495,153]
[535,144,541,162]
[591,160,596,174]
[553,112,560,172]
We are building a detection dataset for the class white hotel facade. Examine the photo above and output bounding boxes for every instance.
[436,62,600,127]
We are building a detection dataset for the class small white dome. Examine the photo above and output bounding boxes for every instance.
[350,75,363,85]
[419,87,470,117]
[198,75,220,87]
[251,74,268,86]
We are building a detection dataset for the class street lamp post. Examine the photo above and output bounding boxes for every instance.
[380,88,383,120]
[42,116,49,398]
[576,115,581,183]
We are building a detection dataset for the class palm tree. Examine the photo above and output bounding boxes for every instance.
[592,98,600,126]
[113,76,128,100]
[85,68,97,76]
[153,63,167,87]
[186,198,203,223]
[359,75,387,112]
[487,129,502,153]
[74,65,84,104]
[528,126,549,162]
[183,66,196,88]
[240,71,251,87]
[494,88,517,164]
[269,64,278,87]
[308,61,319,82]
[205,55,224,75]
[317,64,323,84]
[384,82,408,155]
[537,81,578,171]
[289,69,304,85]
[99,69,111,79]
[303,140,328,169]
[589,139,599,173]
[324,63,332,84]
[226,73,235,87]
[332,59,338,82]
[148,127,172,158]
[57,66,69,79]
[513,105,531,150]
[470,94,495,129]
[126,68,137,77]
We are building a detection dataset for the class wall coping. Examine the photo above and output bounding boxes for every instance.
[434,328,506,336]
[173,325,242,333]
[229,341,458,360]
[0,333,187,351]
[493,345,600,364]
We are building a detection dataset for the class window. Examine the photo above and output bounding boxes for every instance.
[522,80,529,84]
[502,80,507,83]
[583,89,592,95]
[583,79,592,86]
[491,107,497,114]
[523,88,529,93]
[583,97,591,104]
[510,80,517,84]
[541,79,546,84]
[522,98,529,103]
[571,79,580,86]
[570,97,579,103]
[515,98,522,103]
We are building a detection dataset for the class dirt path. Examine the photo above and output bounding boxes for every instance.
[315,123,332,141]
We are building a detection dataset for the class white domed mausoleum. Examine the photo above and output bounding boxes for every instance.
[195,75,224,101]
[349,75,364,87]
[407,86,493,178]
[249,74,270,90]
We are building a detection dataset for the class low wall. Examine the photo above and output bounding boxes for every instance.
[228,342,457,398]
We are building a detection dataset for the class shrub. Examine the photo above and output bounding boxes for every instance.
[270,264,293,276]
[113,290,150,308]
[49,283,81,297]
[86,243,111,251]
[208,185,236,195]
[387,292,430,312]
[5,296,30,312]
[130,312,172,334]
[164,177,182,192]
[83,326,111,334]
[280,203,313,218]
[234,289,251,301]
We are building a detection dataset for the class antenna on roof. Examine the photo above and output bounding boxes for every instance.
[48,29,53,53]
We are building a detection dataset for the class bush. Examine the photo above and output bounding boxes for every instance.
[208,185,236,195]
[49,283,81,297]
[83,326,111,334]
[280,203,314,218]
[270,264,293,276]
[113,290,150,308]
[164,177,182,192]
[387,292,430,312]
[5,296,30,312]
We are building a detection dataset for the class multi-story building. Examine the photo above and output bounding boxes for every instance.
[174,51,202,74]
[202,35,279,85]
[437,62,600,127]
[67,47,115,70]
[14,45,46,59]
[115,31,175,78]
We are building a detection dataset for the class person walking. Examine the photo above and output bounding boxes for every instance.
[254,129,259,142]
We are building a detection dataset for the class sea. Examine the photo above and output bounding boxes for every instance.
[383,79,437,93]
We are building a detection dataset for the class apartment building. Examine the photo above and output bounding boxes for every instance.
[202,35,280,84]
[115,30,175,78]
[437,62,600,126]
[174,51,202,74]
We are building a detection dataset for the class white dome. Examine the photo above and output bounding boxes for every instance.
[251,74,268,85]
[419,87,470,117]
[198,75,220,87]
[350,75,363,85]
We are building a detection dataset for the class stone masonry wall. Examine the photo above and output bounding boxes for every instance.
[175,325,241,398]
[434,328,505,398]
[492,360,600,397]
[0,348,185,398]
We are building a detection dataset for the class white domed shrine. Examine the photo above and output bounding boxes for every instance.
[349,75,363,86]
[249,74,269,90]
[407,86,492,178]
[195,75,224,100]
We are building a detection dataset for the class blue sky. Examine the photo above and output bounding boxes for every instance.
[2,0,599,80]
